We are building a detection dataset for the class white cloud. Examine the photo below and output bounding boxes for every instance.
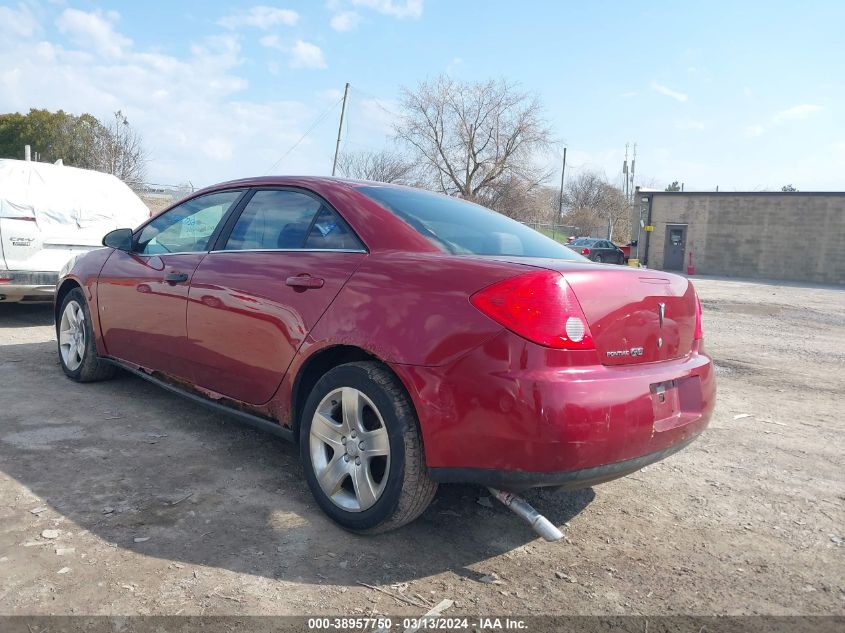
[772,104,823,124]
[330,11,362,32]
[259,34,284,50]
[650,81,688,103]
[350,0,423,18]
[218,5,299,29]
[260,37,328,70]
[289,40,326,69]
[0,3,39,38]
[744,124,765,138]
[0,12,331,185]
[56,9,132,58]
[446,56,463,73]
[202,138,234,161]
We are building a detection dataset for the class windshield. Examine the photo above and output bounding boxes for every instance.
[358,186,587,260]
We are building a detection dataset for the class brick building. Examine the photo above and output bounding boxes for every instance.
[630,190,845,285]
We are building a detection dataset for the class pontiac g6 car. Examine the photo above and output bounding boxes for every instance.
[55,177,715,533]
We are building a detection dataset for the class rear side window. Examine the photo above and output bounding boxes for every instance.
[358,186,586,260]
[304,207,365,251]
[225,190,319,250]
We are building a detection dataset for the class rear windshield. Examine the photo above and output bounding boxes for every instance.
[358,186,586,260]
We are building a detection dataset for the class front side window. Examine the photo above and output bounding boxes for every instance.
[135,190,242,255]
[225,190,364,251]
[359,186,586,260]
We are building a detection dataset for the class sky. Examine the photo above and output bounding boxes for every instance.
[1,0,843,191]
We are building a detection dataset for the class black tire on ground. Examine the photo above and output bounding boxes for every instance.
[594,254,603,263]
[299,361,437,533]
[57,287,117,382]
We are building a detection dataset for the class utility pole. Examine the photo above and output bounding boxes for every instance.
[630,143,637,203]
[623,143,629,201]
[557,147,567,223]
[331,82,350,177]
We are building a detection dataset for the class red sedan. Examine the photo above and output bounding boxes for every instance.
[55,177,714,534]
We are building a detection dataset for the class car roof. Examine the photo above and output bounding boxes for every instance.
[193,175,406,196]
[186,176,438,254]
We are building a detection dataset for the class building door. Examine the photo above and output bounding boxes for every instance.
[663,224,687,270]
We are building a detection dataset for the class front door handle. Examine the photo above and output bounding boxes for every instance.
[286,275,324,289]
[164,271,189,283]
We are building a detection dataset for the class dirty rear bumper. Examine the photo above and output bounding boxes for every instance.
[0,271,59,301]
[428,435,698,492]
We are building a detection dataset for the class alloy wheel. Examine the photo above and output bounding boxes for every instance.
[309,387,391,512]
[59,300,86,371]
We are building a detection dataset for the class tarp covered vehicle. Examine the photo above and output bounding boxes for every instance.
[0,159,149,302]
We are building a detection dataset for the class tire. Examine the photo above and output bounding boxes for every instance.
[57,288,117,382]
[594,254,603,263]
[299,361,437,533]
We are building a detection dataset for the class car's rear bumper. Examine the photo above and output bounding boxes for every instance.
[0,271,58,301]
[392,332,715,490]
[429,435,698,492]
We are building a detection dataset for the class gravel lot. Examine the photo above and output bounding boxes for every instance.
[0,276,843,617]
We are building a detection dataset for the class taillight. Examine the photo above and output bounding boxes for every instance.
[470,270,595,350]
[581,248,590,255]
[693,292,704,341]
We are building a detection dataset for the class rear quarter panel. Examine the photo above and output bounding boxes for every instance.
[269,252,532,425]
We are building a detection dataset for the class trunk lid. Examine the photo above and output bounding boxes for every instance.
[483,257,697,365]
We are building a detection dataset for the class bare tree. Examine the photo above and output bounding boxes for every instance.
[473,175,549,222]
[562,171,631,242]
[336,149,414,184]
[97,111,148,187]
[394,75,553,202]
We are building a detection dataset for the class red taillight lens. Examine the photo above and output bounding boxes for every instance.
[693,292,704,341]
[581,248,590,255]
[470,271,595,350]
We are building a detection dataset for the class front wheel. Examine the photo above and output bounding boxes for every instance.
[299,361,437,533]
[57,288,116,382]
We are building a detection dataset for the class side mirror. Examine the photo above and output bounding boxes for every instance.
[103,228,134,251]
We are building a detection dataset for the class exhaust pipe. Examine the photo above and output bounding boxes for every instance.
[488,487,563,542]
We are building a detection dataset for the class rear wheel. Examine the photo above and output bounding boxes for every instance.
[299,361,437,533]
[594,254,603,263]
[57,288,116,382]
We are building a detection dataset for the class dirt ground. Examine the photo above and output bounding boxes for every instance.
[0,276,842,618]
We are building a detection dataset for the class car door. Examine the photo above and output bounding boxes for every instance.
[598,240,614,261]
[97,190,245,379]
[184,188,367,405]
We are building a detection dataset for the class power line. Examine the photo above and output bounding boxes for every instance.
[348,85,401,119]
[263,95,345,175]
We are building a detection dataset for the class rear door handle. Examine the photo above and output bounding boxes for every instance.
[286,275,324,289]
[164,272,189,283]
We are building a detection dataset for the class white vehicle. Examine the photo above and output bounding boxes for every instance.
[0,159,149,302]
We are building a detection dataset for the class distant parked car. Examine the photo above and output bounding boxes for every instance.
[566,238,626,264]
[0,159,149,303]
